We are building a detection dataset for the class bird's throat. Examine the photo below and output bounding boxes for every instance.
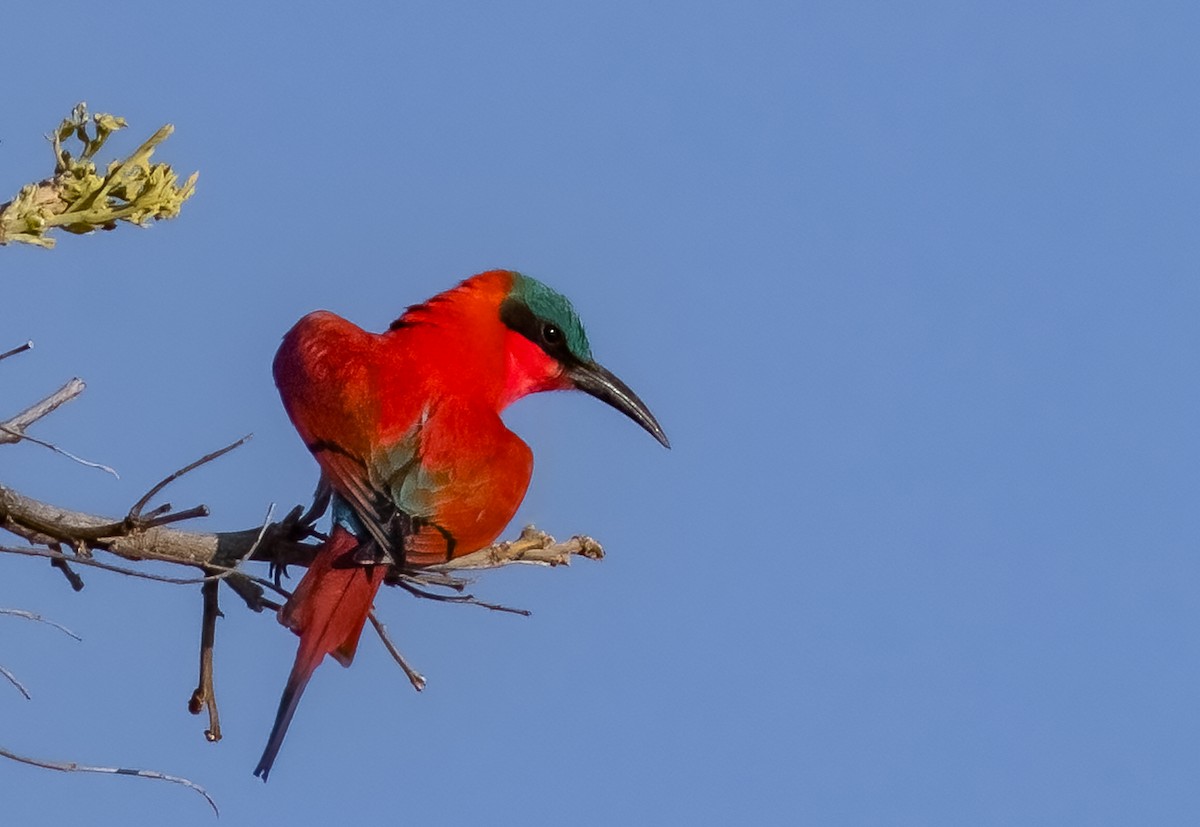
[499,329,568,409]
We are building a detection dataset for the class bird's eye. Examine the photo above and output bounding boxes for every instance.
[542,323,563,345]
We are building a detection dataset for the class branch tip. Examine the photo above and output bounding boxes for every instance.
[0,341,34,362]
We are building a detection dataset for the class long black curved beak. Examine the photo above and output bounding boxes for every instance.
[568,360,670,448]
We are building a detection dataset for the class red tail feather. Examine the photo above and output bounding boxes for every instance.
[254,527,386,780]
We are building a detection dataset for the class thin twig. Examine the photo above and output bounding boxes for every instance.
[368,612,426,692]
[0,546,294,612]
[0,341,33,362]
[0,665,31,699]
[0,744,218,816]
[393,579,531,616]
[0,425,118,478]
[390,568,468,591]
[128,435,250,522]
[0,544,242,586]
[0,608,81,640]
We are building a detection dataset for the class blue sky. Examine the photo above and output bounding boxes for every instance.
[3,2,1199,824]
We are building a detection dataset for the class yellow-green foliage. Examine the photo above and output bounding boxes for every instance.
[0,103,198,248]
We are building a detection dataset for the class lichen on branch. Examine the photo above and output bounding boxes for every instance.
[0,102,198,248]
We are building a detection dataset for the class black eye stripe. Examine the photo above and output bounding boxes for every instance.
[499,298,580,365]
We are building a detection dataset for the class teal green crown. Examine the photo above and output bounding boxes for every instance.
[509,272,593,361]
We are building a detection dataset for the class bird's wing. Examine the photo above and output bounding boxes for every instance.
[273,312,422,563]
[307,442,398,557]
[310,422,458,567]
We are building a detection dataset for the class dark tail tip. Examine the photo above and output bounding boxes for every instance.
[253,668,311,781]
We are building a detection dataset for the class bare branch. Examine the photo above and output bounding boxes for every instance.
[0,481,602,578]
[0,483,272,568]
[0,744,217,816]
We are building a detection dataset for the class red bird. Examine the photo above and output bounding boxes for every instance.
[255,270,667,778]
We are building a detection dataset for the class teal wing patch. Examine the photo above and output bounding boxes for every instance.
[365,414,457,563]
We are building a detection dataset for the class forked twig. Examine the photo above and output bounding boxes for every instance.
[0,376,102,479]
[0,378,86,446]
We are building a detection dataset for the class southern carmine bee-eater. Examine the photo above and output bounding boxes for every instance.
[254,269,668,779]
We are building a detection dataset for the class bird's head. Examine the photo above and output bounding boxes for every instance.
[498,272,669,448]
